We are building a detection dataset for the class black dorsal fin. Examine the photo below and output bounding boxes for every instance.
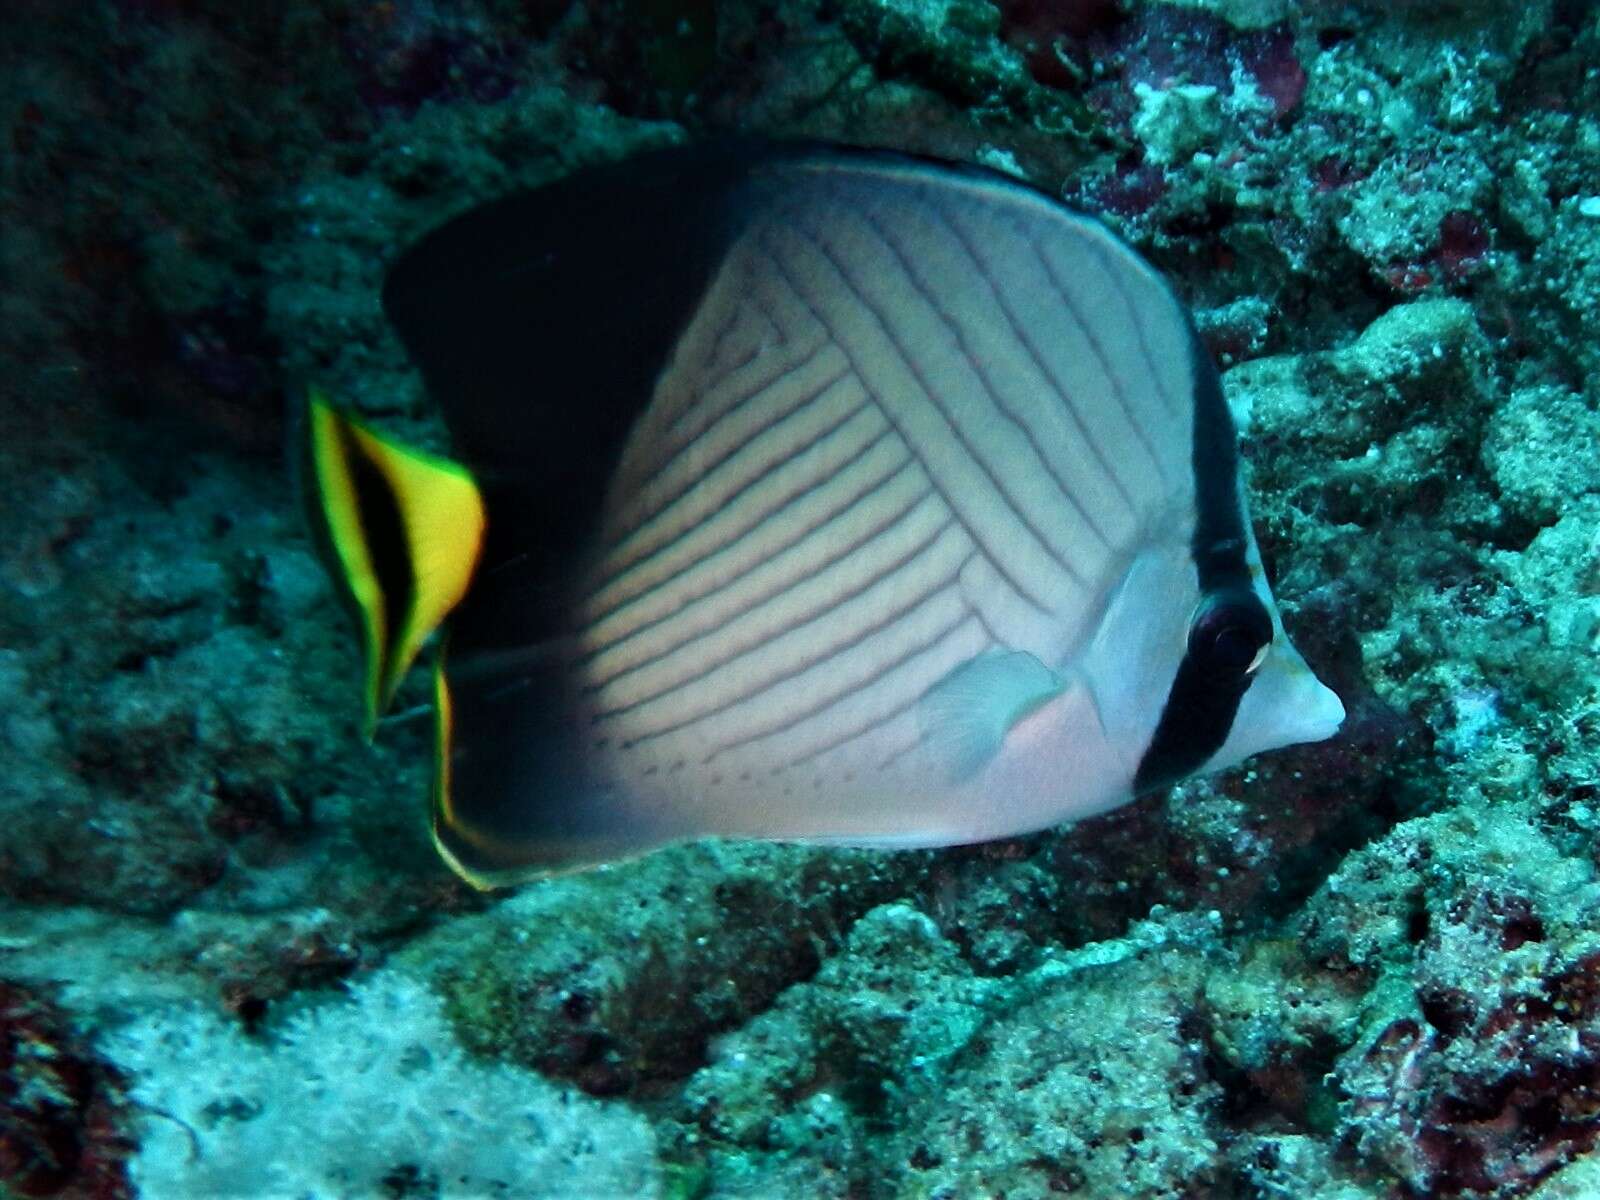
[381,142,792,588]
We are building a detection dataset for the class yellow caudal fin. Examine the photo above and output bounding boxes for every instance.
[302,389,486,736]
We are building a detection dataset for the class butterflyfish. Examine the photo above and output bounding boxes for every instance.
[303,141,1346,889]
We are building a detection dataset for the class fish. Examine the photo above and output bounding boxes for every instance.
[302,141,1346,889]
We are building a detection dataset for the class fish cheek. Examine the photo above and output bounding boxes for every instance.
[1078,546,1199,776]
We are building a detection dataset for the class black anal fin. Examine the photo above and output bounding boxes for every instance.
[429,636,675,888]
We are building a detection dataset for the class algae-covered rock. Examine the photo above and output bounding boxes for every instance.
[835,0,1104,143]
[1132,82,1223,166]
[1291,802,1600,1197]
[1337,148,1492,270]
[1530,1153,1600,1200]
[1500,499,1600,667]
[680,901,1006,1191]
[1229,297,1494,535]
[1204,938,1362,1129]
[1148,0,1294,32]
[1318,809,1600,1196]
[888,914,1228,1198]
[678,909,1275,1197]
[1482,386,1600,526]
[398,842,928,1094]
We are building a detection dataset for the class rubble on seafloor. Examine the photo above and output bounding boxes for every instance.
[2,0,1600,1195]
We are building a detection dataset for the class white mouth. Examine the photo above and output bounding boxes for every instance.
[1301,684,1347,743]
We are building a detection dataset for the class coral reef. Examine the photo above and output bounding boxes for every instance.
[398,842,929,1095]
[99,970,660,1198]
[3,0,1600,1196]
[678,905,1230,1197]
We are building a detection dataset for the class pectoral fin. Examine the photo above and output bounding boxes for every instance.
[918,650,1066,782]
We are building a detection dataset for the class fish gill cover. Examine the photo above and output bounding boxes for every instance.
[1,1,1599,1198]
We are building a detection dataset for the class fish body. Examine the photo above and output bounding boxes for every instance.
[304,142,1345,887]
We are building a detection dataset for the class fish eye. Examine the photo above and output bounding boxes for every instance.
[1188,591,1273,679]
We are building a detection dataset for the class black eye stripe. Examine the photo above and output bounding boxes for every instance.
[1133,331,1264,794]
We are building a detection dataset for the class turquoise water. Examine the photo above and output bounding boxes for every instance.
[2,2,1598,1196]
